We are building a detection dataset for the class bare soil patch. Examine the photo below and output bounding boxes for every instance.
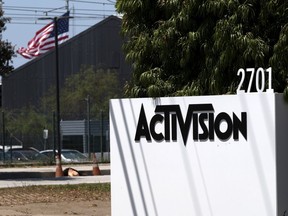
[0,184,110,216]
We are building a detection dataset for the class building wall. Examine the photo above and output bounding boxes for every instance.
[61,120,109,153]
[2,16,131,109]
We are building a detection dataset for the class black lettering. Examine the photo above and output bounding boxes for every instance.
[208,113,214,140]
[172,114,177,141]
[150,114,164,141]
[215,112,233,141]
[178,104,214,144]
[155,104,214,145]
[199,113,209,140]
[193,113,198,141]
[233,112,247,140]
[135,105,151,141]
[155,105,177,141]
[134,103,247,144]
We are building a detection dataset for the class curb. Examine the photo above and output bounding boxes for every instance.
[0,165,110,180]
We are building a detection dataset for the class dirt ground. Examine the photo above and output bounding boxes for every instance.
[0,184,111,216]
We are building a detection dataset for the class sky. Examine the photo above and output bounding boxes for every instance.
[1,0,117,69]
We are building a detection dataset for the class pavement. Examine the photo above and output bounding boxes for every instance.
[0,163,110,188]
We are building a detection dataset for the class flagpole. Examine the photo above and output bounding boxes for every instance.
[37,13,72,166]
[53,16,61,161]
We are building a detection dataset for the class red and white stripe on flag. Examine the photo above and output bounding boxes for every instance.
[17,12,69,59]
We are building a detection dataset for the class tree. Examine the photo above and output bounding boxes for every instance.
[4,106,50,149]
[0,6,14,76]
[41,66,122,119]
[116,0,288,97]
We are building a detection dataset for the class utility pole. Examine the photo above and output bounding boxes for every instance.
[66,0,69,11]
[86,95,91,157]
[2,112,5,164]
[0,0,3,40]
[1,1,4,164]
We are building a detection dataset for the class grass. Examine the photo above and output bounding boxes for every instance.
[0,183,110,193]
[0,183,111,206]
[45,183,111,192]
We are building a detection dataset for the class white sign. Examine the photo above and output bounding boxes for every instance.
[43,129,48,139]
[110,93,288,216]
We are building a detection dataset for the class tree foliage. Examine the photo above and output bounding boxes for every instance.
[3,106,50,148]
[116,0,288,97]
[0,6,14,76]
[5,106,49,135]
[41,66,122,119]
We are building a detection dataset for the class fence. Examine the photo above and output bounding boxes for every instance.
[0,110,109,164]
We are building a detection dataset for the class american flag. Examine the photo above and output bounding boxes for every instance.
[17,12,70,59]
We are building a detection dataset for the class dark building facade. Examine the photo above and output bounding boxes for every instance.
[2,15,131,109]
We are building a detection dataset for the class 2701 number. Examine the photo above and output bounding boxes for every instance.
[237,67,274,93]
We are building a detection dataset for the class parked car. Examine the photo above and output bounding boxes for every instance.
[5,148,50,163]
[40,149,88,163]
[0,151,17,162]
